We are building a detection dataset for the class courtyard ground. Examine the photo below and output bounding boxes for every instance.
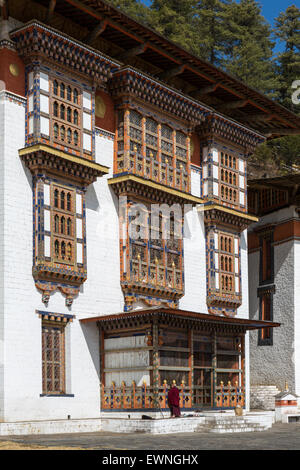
[0,422,299,450]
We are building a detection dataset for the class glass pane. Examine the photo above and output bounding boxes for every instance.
[193,369,212,407]
[193,334,212,350]
[217,336,241,352]
[159,370,188,386]
[159,329,188,348]
[159,350,189,367]
[194,352,212,367]
[217,354,240,369]
[217,372,240,387]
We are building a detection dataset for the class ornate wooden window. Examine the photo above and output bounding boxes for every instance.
[219,233,235,294]
[220,152,239,205]
[125,202,183,294]
[42,322,65,394]
[261,295,271,339]
[259,230,274,285]
[115,108,190,192]
[50,77,82,151]
[258,293,273,345]
[51,184,75,265]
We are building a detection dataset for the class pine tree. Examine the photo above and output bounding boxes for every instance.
[275,5,300,112]
[192,0,233,65]
[150,0,197,53]
[223,0,278,97]
[256,5,300,175]
[107,0,152,26]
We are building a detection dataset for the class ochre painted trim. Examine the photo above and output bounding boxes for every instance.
[198,203,259,222]
[19,144,110,174]
[108,174,204,204]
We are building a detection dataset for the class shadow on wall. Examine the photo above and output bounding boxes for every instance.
[80,322,100,381]
[85,184,100,212]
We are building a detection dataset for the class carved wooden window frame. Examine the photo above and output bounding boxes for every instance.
[42,321,66,395]
[51,183,76,266]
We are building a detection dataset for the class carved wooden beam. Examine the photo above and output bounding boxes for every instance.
[157,64,185,81]
[46,0,56,22]
[1,0,9,19]
[84,19,107,45]
[189,83,219,99]
[263,128,300,137]
[219,100,248,111]
[116,43,147,62]
[242,114,274,123]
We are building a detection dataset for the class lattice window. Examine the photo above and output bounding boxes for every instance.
[42,322,65,394]
[257,188,288,214]
[145,117,158,160]
[50,77,83,151]
[51,185,76,265]
[261,295,271,340]
[176,131,187,161]
[129,110,143,156]
[219,233,235,294]
[127,204,183,291]
[220,152,240,205]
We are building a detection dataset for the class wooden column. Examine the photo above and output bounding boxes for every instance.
[99,326,105,410]
[241,333,245,406]
[212,331,217,408]
[188,329,193,407]
[152,319,159,409]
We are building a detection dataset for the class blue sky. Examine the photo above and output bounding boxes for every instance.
[141,0,300,55]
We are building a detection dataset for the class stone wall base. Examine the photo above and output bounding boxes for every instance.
[0,418,101,436]
[250,385,281,410]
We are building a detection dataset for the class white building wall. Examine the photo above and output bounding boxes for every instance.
[180,208,208,314]
[1,99,123,421]
[0,91,5,421]
[238,230,250,410]
[249,238,295,392]
[294,240,300,397]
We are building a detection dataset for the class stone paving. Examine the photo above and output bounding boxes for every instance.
[0,423,300,450]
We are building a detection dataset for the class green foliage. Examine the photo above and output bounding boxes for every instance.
[274,5,300,113]
[222,0,279,97]
[106,0,152,26]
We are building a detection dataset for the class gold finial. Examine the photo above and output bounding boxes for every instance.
[155,257,159,264]
[166,158,168,164]
[137,253,140,260]
[163,380,167,384]
[134,145,137,152]
[228,381,231,386]
[172,380,176,385]
[285,381,289,391]
[150,151,153,158]
[181,380,185,385]
[220,381,224,386]
[172,261,175,267]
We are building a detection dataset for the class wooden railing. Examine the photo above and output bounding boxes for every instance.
[215,381,245,408]
[101,381,192,410]
[116,150,190,193]
[101,380,244,410]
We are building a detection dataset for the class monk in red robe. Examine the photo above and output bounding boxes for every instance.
[168,382,181,417]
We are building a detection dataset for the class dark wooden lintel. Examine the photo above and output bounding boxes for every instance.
[84,19,108,45]
[117,43,147,62]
